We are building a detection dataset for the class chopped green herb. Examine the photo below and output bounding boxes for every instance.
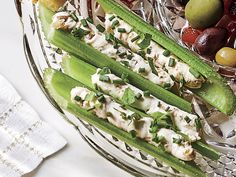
[98,95,106,103]
[152,135,165,143]
[165,106,170,111]
[99,75,111,83]
[143,90,150,97]
[74,95,82,102]
[121,73,129,83]
[122,88,136,105]
[112,79,126,85]
[71,28,90,39]
[138,33,152,49]
[189,68,201,78]
[163,83,171,89]
[195,118,202,129]
[137,50,146,58]
[96,92,103,97]
[147,48,152,54]
[131,35,140,42]
[118,28,126,33]
[138,67,146,73]
[120,60,130,67]
[109,15,116,21]
[96,24,105,32]
[112,20,119,29]
[127,54,133,60]
[129,113,142,120]
[87,107,96,111]
[85,92,96,101]
[170,74,176,81]
[106,112,113,117]
[70,12,78,22]
[118,52,127,58]
[148,58,159,76]
[130,130,136,138]
[95,102,102,109]
[173,138,182,145]
[86,17,94,24]
[135,93,142,100]
[162,50,171,57]
[150,126,158,134]
[157,101,161,107]
[184,116,191,123]
[168,58,176,67]
[81,19,88,27]
[105,33,114,42]
[98,67,111,75]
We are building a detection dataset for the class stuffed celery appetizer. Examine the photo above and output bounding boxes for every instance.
[44,68,207,177]
[39,4,192,113]
[95,0,236,116]
[39,2,236,115]
[62,55,220,160]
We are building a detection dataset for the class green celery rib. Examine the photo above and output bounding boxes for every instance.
[61,55,220,161]
[39,4,192,113]
[43,68,206,177]
[95,0,236,115]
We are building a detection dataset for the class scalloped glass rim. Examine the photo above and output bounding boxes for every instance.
[15,0,236,176]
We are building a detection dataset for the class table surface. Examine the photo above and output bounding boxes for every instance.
[0,1,131,177]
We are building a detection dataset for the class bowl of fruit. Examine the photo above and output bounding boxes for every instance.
[157,0,236,78]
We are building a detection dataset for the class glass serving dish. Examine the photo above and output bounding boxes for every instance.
[15,0,236,176]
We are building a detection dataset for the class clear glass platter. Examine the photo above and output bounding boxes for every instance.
[15,0,236,176]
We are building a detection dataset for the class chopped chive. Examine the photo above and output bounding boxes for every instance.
[138,33,152,49]
[118,52,127,58]
[173,138,182,145]
[148,57,159,76]
[184,116,191,123]
[127,54,133,60]
[163,83,171,89]
[143,90,150,97]
[106,112,113,117]
[138,67,146,73]
[130,113,142,120]
[135,93,142,100]
[98,67,111,75]
[195,118,202,129]
[96,92,103,97]
[118,28,126,33]
[95,102,102,109]
[165,106,170,111]
[137,50,146,58]
[112,79,126,85]
[105,33,114,42]
[170,74,176,81]
[70,12,78,22]
[189,68,201,78]
[86,17,94,24]
[99,75,111,83]
[150,126,158,134]
[87,107,96,111]
[109,15,116,21]
[55,48,63,55]
[147,48,152,54]
[130,130,136,138]
[96,24,105,32]
[98,95,106,103]
[112,20,119,29]
[81,19,88,27]
[162,50,171,57]
[121,73,129,83]
[131,35,140,42]
[120,60,130,67]
[74,96,82,102]
[71,28,90,39]
[152,136,165,143]
[168,58,176,67]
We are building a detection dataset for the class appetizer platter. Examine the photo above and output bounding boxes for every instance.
[15,0,236,176]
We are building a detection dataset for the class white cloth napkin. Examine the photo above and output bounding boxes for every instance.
[0,74,67,177]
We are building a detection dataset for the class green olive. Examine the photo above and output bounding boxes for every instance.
[215,47,236,67]
[185,0,223,29]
